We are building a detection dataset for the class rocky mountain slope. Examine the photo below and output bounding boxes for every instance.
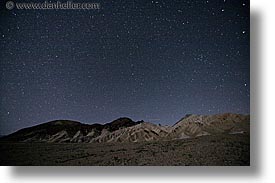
[90,122,170,143]
[0,113,249,143]
[0,118,142,143]
[167,113,249,139]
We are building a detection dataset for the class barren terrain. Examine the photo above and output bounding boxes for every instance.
[0,134,249,166]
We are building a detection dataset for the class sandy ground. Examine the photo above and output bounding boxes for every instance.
[0,134,249,166]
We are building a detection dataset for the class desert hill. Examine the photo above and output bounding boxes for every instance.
[167,113,250,139]
[0,113,249,143]
[0,117,142,143]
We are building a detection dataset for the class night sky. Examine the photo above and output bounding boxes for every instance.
[0,0,249,134]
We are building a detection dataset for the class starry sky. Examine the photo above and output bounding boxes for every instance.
[0,0,249,134]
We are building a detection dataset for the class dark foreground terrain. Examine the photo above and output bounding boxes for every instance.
[0,134,249,166]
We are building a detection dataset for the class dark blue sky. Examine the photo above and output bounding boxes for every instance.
[0,0,249,134]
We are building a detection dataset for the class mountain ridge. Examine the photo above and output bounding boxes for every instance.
[0,113,249,143]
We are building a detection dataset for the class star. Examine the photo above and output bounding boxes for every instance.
[0,0,250,134]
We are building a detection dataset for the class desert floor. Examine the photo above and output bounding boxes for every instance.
[0,134,249,166]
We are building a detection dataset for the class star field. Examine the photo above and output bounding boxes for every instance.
[0,0,249,134]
